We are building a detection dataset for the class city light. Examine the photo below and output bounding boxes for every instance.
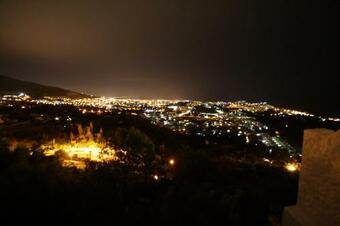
[41,124,117,168]
[169,158,175,166]
[2,93,339,172]
[285,163,298,172]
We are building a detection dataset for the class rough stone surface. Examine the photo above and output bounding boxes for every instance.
[282,129,340,226]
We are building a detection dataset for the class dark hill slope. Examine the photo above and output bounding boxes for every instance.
[0,75,88,98]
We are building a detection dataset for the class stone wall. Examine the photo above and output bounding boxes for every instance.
[282,129,340,226]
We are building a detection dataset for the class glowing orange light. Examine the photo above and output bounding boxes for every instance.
[153,174,159,180]
[169,158,175,166]
[41,124,116,168]
[285,163,298,172]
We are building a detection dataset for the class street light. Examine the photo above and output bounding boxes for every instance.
[169,158,175,166]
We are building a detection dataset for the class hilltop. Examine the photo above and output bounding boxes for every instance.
[0,75,88,98]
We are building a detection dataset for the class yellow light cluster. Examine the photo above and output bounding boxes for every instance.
[42,141,116,162]
[285,162,299,172]
[41,124,117,168]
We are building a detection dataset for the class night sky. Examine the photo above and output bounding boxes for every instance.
[0,0,338,116]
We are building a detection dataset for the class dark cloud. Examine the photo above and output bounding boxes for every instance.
[0,0,338,116]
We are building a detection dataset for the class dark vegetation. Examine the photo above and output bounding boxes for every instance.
[0,145,298,226]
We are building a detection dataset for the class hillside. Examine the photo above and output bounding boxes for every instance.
[0,75,88,98]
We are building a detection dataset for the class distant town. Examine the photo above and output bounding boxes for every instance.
[1,92,339,172]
